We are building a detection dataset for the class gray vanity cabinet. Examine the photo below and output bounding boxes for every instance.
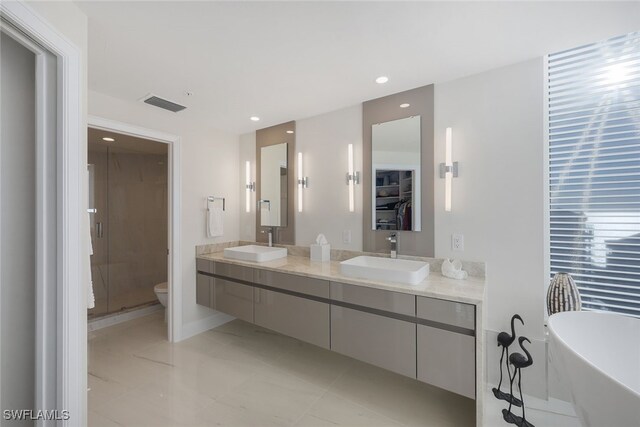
[330,282,417,378]
[253,270,330,348]
[213,277,254,323]
[331,305,416,378]
[196,273,214,308]
[195,258,479,403]
[254,289,330,348]
[416,296,476,399]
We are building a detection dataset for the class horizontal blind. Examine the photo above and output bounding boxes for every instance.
[548,32,640,318]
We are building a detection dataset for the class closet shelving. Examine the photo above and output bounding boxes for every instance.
[374,169,414,230]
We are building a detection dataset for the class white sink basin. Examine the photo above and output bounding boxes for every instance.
[340,256,429,285]
[223,245,287,263]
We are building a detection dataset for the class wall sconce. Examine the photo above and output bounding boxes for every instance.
[346,143,360,212]
[439,127,458,212]
[297,152,308,213]
[245,160,255,213]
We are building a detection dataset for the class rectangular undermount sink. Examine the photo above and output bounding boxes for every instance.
[340,256,429,285]
[224,245,287,263]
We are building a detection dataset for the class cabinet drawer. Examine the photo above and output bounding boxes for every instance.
[254,269,329,298]
[331,305,416,378]
[213,262,254,283]
[254,289,329,349]
[196,258,214,274]
[417,296,474,331]
[213,278,254,323]
[196,273,214,308]
[417,324,475,399]
[330,282,415,316]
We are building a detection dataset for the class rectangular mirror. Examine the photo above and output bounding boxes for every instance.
[371,115,421,231]
[260,142,288,227]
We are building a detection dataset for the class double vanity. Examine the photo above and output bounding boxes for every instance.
[196,244,486,425]
[198,84,487,424]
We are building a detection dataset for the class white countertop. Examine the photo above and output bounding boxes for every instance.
[197,251,486,305]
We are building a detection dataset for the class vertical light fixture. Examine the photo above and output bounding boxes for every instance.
[445,128,453,212]
[297,152,308,213]
[439,127,458,212]
[245,160,255,213]
[346,144,360,212]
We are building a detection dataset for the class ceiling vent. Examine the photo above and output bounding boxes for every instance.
[141,93,186,113]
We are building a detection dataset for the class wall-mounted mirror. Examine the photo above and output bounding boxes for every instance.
[256,121,295,245]
[363,84,433,256]
[260,142,288,227]
[371,116,421,231]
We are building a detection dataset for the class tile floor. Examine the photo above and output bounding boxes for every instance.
[89,312,580,427]
[88,312,475,426]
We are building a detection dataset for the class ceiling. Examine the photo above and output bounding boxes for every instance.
[77,1,640,135]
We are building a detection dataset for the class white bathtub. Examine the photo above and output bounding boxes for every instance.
[548,311,640,427]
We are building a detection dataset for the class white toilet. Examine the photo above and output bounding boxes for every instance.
[154,282,168,321]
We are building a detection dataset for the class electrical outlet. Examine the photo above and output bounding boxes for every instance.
[342,230,352,244]
[452,234,464,251]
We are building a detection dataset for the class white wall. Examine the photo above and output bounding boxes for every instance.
[295,105,363,249]
[88,90,240,331]
[434,58,549,397]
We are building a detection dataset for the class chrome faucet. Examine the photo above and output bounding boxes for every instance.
[387,232,398,259]
[261,227,274,247]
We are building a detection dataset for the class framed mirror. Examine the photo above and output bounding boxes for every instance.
[371,116,421,231]
[260,143,288,227]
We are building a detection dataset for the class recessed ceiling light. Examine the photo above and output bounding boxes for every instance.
[102,137,115,142]
[250,116,260,122]
[375,76,389,84]
[286,130,294,134]
[400,103,410,108]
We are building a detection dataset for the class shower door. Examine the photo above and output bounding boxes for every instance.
[88,148,109,317]
[88,139,168,318]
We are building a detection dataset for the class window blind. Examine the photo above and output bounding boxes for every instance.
[548,31,640,318]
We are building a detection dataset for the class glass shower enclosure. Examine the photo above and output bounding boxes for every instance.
[88,132,168,318]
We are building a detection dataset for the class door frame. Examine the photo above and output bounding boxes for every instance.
[1,1,84,425]
[88,116,182,343]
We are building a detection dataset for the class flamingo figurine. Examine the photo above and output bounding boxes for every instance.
[503,336,535,427]
[492,314,524,406]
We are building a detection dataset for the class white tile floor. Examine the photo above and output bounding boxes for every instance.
[89,312,581,427]
[88,312,475,426]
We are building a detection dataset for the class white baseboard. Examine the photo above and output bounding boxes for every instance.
[88,304,163,332]
[179,311,234,342]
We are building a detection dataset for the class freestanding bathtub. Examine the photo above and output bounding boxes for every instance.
[548,311,640,427]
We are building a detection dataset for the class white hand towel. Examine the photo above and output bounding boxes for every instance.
[260,206,271,225]
[207,206,224,238]
[88,214,95,309]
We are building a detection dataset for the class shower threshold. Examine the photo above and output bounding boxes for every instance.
[88,301,163,332]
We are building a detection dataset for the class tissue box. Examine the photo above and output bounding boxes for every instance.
[310,244,330,262]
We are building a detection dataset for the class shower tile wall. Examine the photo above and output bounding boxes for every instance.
[89,141,168,317]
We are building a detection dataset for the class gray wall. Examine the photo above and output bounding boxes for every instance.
[363,85,435,256]
[1,32,36,418]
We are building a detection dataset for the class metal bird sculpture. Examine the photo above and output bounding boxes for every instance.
[503,336,535,427]
[492,314,524,406]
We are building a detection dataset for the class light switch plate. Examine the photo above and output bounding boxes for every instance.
[452,234,464,251]
[342,230,352,244]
